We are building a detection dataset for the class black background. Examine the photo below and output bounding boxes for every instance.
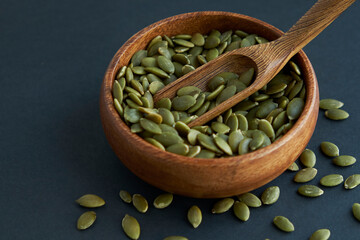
[1,0,359,239]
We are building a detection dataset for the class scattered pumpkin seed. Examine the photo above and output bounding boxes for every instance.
[153,193,173,209]
[122,214,140,240]
[298,185,324,197]
[163,236,189,240]
[287,162,299,171]
[319,98,344,110]
[261,186,280,205]
[344,174,360,189]
[352,203,360,221]
[320,141,339,157]
[211,198,235,214]
[320,174,344,187]
[332,155,356,167]
[119,190,132,203]
[294,168,318,183]
[187,205,202,228]
[309,229,331,240]
[300,149,316,168]
[325,109,349,120]
[132,194,148,213]
[273,216,294,232]
[76,194,105,208]
[237,193,262,207]
[77,211,96,230]
[233,201,250,221]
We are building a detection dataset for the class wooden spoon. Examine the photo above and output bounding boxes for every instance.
[153,0,355,127]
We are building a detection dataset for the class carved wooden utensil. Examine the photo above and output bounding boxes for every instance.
[154,0,355,128]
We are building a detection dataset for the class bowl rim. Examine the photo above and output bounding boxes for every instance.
[101,11,318,167]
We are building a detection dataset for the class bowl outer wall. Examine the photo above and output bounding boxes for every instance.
[100,11,319,198]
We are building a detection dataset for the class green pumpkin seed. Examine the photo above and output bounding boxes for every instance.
[195,149,216,158]
[239,68,255,86]
[298,185,324,197]
[141,57,157,68]
[344,174,360,189]
[187,145,201,157]
[228,130,244,153]
[332,155,356,167]
[237,114,248,131]
[272,110,287,131]
[148,40,167,56]
[249,131,265,150]
[149,81,165,94]
[129,93,143,106]
[255,36,269,44]
[261,186,280,205]
[256,101,278,119]
[172,54,190,65]
[187,205,202,228]
[191,33,205,46]
[114,99,124,117]
[159,124,178,134]
[174,46,189,53]
[187,129,201,145]
[172,38,194,48]
[353,203,360,221]
[155,98,172,110]
[325,109,349,120]
[240,38,252,47]
[204,35,220,49]
[233,201,250,221]
[266,83,287,95]
[132,194,148,213]
[238,138,252,155]
[273,216,294,232]
[145,67,170,79]
[237,193,262,207]
[188,93,206,113]
[153,193,173,209]
[258,119,275,140]
[113,80,123,103]
[320,174,344,187]
[320,141,340,157]
[235,30,248,37]
[174,121,190,136]
[197,133,222,153]
[132,66,146,75]
[216,85,237,105]
[125,67,134,82]
[309,229,331,240]
[116,66,127,79]
[163,236,189,240]
[172,95,196,111]
[294,168,317,183]
[288,80,303,100]
[139,118,162,135]
[225,114,239,132]
[287,162,299,171]
[287,98,304,120]
[214,136,233,156]
[166,143,189,156]
[153,132,183,147]
[208,75,225,91]
[159,108,175,126]
[145,137,165,151]
[206,84,225,101]
[300,149,316,168]
[177,86,201,97]
[211,122,230,134]
[211,198,235,214]
[122,214,140,240]
[157,55,175,74]
[319,98,344,110]
[119,190,132,203]
[77,211,96,230]
[131,122,144,132]
[182,64,195,75]
[76,194,105,208]
[158,46,172,59]
[226,41,241,51]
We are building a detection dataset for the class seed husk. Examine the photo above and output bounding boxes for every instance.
[261,186,280,205]
[344,174,360,189]
[332,155,356,167]
[320,141,339,157]
[320,174,344,187]
[233,201,250,221]
[300,149,316,168]
[187,205,202,228]
[119,190,132,203]
[309,229,331,240]
[298,185,324,197]
[353,203,360,221]
[211,198,235,214]
[163,236,189,240]
[273,216,294,232]
[319,98,344,110]
[237,193,262,207]
[77,211,96,230]
[122,214,140,240]
[132,194,148,213]
[325,109,349,120]
[153,193,173,209]
[76,194,105,208]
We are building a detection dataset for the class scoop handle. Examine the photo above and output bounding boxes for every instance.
[277,0,356,55]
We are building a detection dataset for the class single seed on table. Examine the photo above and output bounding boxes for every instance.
[187,205,202,228]
[75,194,105,208]
[319,98,344,110]
[332,155,356,167]
[294,167,317,183]
[164,236,189,240]
[300,149,316,168]
[237,193,262,207]
[233,201,250,221]
[261,186,280,205]
[353,203,360,221]
[77,211,96,230]
[344,174,360,189]
[122,214,140,240]
[320,174,343,187]
[273,216,295,232]
[309,229,331,240]
[325,109,349,120]
[211,198,235,214]
[298,185,324,197]
[119,190,132,203]
[287,162,299,171]
[132,194,148,213]
[320,141,339,157]
[153,193,173,209]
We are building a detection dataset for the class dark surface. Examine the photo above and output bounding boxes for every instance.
[1,0,359,239]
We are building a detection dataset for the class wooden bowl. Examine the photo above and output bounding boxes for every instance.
[100,11,319,198]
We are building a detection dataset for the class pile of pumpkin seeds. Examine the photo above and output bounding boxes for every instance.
[112,29,306,158]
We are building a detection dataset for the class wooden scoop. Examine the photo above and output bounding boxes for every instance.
[154,0,355,127]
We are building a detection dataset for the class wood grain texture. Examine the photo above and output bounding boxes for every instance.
[100,11,319,198]
[154,0,355,128]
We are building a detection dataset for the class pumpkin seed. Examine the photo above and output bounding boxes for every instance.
[125,67,134,82]
[239,68,255,86]
[206,84,225,101]
[273,216,295,232]
[164,236,189,240]
[256,101,278,119]
[216,85,236,105]
[173,38,194,48]
[122,214,140,240]
[172,95,196,111]
[261,186,280,205]
[344,174,360,189]
[174,121,190,136]
[287,162,299,171]
[325,109,349,120]
[114,99,124,116]
[195,149,216,158]
[309,229,330,240]
[208,75,225,91]
[157,55,175,74]
[300,149,316,168]
[320,141,340,157]
[153,193,173,209]
[319,98,344,110]
[132,194,148,213]
[153,132,183,147]
[113,80,123,103]
[166,143,189,156]
[187,145,201,157]
[249,131,265,150]
[238,138,252,155]
[294,168,317,183]
[191,33,205,46]
[149,81,165,94]
[258,119,275,140]
[145,66,170,79]
[182,64,195,74]
[155,98,172,110]
[206,48,219,61]
[77,211,96,230]
[287,98,304,120]
[228,130,244,153]
[237,193,262,207]
[158,108,175,126]
[197,133,222,153]
[187,205,202,228]
[211,198,235,214]
[214,136,233,155]
[119,190,132,203]
[332,155,356,167]
[145,137,166,150]
[76,194,105,208]
[211,121,230,134]
[233,201,250,221]
[139,118,162,135]
[204,35,220,49]
[353,203,360,221]
[116,66,127,79]
[298,185,324,197]
[141,57,157,67]
[320,174,344,187]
